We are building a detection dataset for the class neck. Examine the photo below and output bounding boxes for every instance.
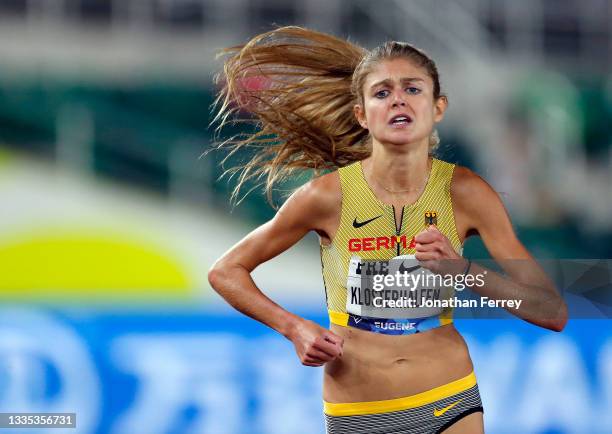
[365,140,431,192]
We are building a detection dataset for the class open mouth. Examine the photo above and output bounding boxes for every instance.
[389,115,413,126]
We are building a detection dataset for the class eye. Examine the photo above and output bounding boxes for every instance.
[374,89,390,98]
[405,86,421,95]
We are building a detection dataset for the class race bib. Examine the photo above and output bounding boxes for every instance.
[346,255,454,319]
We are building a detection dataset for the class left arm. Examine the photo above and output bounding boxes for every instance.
[415,166,568,331]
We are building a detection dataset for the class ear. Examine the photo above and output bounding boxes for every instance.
[354,104,368,129]
[433,96,448,123]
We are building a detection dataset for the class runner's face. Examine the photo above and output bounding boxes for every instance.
[355,58,446,148]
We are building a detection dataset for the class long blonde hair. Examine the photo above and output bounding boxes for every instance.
[212,26,444,204]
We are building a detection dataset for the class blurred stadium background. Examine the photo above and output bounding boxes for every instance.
[0,1,610,433]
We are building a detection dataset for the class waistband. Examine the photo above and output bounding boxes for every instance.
[323,371,477,417]
[329,310,453,335]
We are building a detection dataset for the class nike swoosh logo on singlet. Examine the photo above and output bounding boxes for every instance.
[433,399,463,417]
[399,263,421,274]
[353,215,382,228]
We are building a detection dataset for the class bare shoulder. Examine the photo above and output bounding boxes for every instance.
[451,165,506,238]
[451,164,516,241]
[451,165,496,201]
[288,170,340,211]
[311,170,341,204]
[451,165,504,217]
[276,170,341,234]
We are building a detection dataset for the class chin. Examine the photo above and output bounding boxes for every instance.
[380,134,425,148]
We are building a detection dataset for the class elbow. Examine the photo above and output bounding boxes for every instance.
[547,317,567,333]
[207,258,247,297]
[554,307,569,333]
[528,296,568,332]
[548,299,569,332]
[207,259,228,295]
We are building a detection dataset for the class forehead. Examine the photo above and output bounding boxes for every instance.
[364,58,431,88]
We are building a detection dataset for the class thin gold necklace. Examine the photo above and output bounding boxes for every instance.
[376,167,430,194]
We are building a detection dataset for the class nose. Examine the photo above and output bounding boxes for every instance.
[391,93,406,107]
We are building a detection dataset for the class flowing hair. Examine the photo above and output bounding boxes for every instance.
[211,26,445,205]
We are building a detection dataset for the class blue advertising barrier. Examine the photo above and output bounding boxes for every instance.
[0,306,610,434]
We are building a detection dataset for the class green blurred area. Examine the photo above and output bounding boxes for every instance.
[0,78,610,258]
[0,79,283,222]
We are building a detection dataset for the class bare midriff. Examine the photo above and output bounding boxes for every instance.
[323,323,473,403]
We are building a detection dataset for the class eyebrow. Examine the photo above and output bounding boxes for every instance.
[370,77,425,89]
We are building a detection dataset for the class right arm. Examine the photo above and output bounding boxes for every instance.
[207,172,343,366]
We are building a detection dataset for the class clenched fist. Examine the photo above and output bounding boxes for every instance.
[287,319,344,367]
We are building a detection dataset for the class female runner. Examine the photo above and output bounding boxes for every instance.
[208,26,567,434]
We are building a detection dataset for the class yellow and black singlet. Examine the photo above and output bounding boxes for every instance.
[320,158,463,335]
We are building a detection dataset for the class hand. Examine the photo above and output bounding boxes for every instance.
[287,319,344,367]
[414,225,465,275]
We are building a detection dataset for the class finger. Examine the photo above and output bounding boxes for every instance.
[415,241,439,252]
[313,338,342,358]
[426,229,443,242]
[323,335,344,358]
[415,227,429,237]
[306,348,337,362]
[415,231,436,243]
[419,227,445,242]
[302,359,325,367]
[323,332,344,347]
[301,352,326,365]
[315,337,342,358]
[415,251,439,262]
